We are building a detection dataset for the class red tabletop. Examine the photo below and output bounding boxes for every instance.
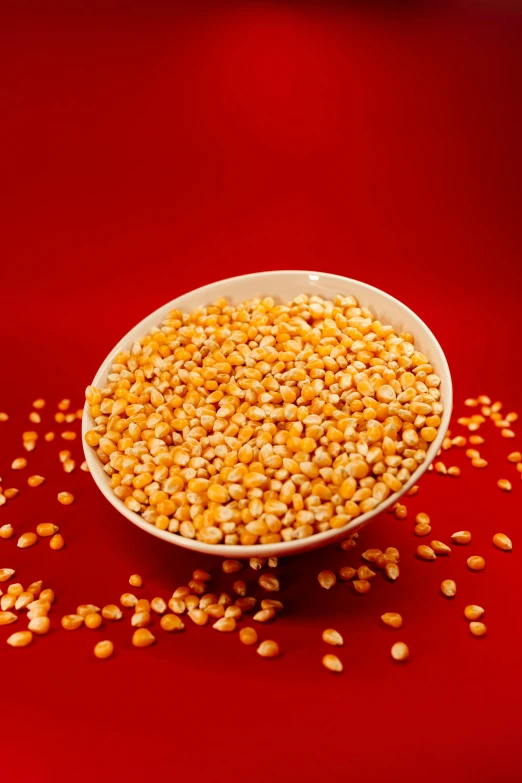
[1,2,521,781]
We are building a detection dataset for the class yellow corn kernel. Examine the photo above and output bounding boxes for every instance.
[36,523,59,537]
[50,534,65,550]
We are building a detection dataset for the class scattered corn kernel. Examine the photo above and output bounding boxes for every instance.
[0,412,8,421]
[341,537,357,551]
[44,432,55,441]
[32,399,46,409]
[27,580,42,595]
[0,611,17,626]
[385,562,400,581]
[7,631,32,647]
[129,574,143,588]
[497,479,512,492]
[239,626,258,645]
[36,523,59,537]
[322,654,343,672]
[362,549,382,562]
[57,492,74,505]
[322,628,343,646]
[492,533,512,551]
[471,457,488,468]
[451,531,471,544]
[469,622,486,637]
[447,466,460,477]
[464,605,484,621]
[213,617,237,632]
[80,460,89,472]
[339,566,357,581]
[151,597,167,614]
[222,559,243,574]
[40,588,55,604]
[441,579,456,597]
[85,612,102,629]
[188,609,209,626]
[417,545,436,560]
[61,614,84,630]
[395,505,408,519]
[0,524,14,539]
[353,579,371,594]
[467,556,485,571]
[94,640,114,659]
[381,612,402,628]
[11,458,27,470]
[27,475,45,488]
[431,540,451,555]
[160,613,185,632]
[317,570,336,590]
[414,524,431,536]
[391,641,409,661]
[0,568,15,582]
[28,616,50,635]
[253,608,275,623]
[102,605,122,621]
[259,574,280,592]
[17,532,38,549]
[132,628,155,647]
[257,640,279,658]
[50,534,65,550]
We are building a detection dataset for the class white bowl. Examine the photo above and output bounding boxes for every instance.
[83,270,452,558]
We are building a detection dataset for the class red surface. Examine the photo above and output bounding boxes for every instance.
[1,2,522,781]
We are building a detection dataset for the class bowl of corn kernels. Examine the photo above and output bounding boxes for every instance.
[82,270,452,557]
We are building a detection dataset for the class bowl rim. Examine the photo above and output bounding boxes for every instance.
[83,269,453,557]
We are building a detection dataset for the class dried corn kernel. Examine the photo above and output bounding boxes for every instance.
[160,613,184,632]
[101,605,122,621]
[50,534,65,550]
[317,571,336,590]
[353,579,371,594]
[213,617,237,632]
[85,612,102,629]
[129,574,143,588]
[340,537,357,551]
[61,614,84,630]
[441,579,456,597]
[464,605,484,621]
[239,626,258,645]
[11,458,27,470]
[431,540,451,555]
[417,545,436,560]
[36,523,59,537]
[7,631,32,647]
[0,568,15,582]
[391,641,409,661]
[28,616,50,635]
[259,574,280,592]
[322,629,343,646]
[467,556,485,571]
[469,622,486,637]
[222,559,243,574]
[0,524,14,539]
[132,628,155,647]
[322,654,343,672]
[27,475,45,488]
[257,640,279,658]
[451,531,471,544]
[0,611,17,626]
[492,533,512,551]
[339,566,357,581]
[381,612,402,628]
[497,479,512,492]
[57,492,74,505]
[414,523,431,536]
[17,533,38,549]
[94,640,114,659]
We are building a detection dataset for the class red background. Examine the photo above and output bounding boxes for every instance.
[1,2,521,781]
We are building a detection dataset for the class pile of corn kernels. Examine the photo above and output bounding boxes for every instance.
[83,294,443,545]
